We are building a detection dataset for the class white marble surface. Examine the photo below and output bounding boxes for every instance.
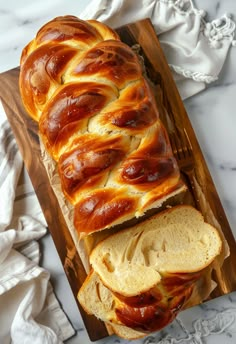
[0,0,236,343]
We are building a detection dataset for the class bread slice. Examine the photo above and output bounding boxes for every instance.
[89,205,222,296]
[78,265,215,339]
[78,270,147,339]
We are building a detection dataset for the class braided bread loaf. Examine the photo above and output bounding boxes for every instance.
[19,16,185,236]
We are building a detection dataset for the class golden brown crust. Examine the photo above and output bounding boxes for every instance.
[39,81,118,157]
[19,16,185,236]
[20,44,78,119]
[70,39,142,88]
[35,15,106,47]
[74,188,139,234]
[113,272,200,333]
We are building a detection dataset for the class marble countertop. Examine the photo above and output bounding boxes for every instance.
[0,1,236,343]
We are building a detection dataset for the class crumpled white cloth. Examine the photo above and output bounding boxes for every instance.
[80,0,236,99]
[0,119,75,344]
[0,1,236,343]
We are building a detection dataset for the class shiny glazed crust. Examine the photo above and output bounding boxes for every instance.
[19,15,185,236]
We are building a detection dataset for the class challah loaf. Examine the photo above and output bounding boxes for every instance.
[19,15,186,236]
[78,205,222,338]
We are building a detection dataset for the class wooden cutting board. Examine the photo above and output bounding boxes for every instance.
[1,19,236,341]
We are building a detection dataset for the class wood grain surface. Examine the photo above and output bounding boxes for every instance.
[0,19,236,341]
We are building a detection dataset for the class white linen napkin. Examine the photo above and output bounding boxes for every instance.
[0,119,75,344]
[0,1,235,343]
[80,0,236,99]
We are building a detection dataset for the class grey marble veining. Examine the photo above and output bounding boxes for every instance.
[0,1,236,343]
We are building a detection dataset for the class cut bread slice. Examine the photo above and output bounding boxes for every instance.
[78,266,215,339]
[89,205,222,297]
[78,270,148,339]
